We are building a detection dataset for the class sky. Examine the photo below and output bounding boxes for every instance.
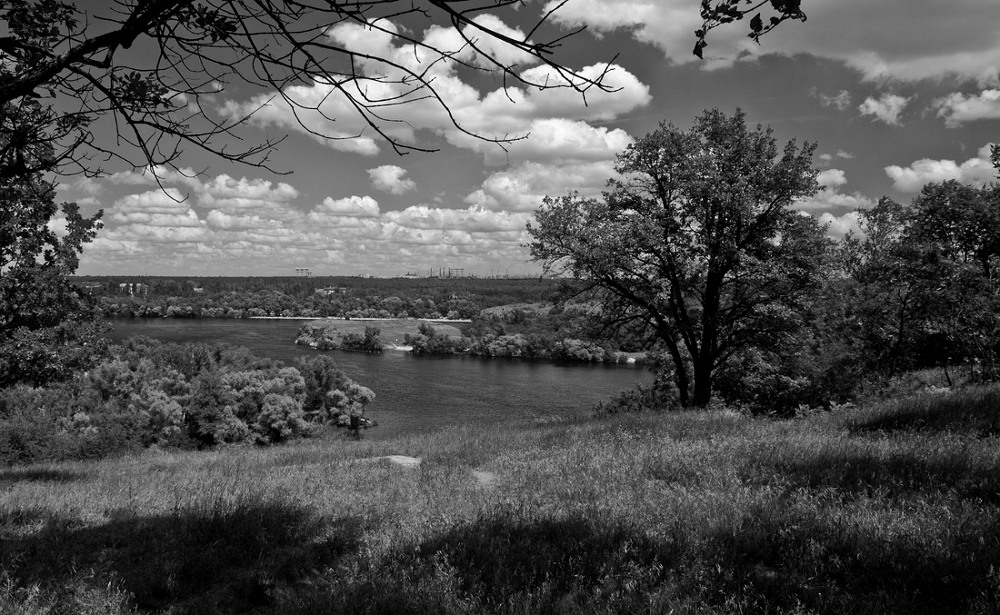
[57,0,1000,277]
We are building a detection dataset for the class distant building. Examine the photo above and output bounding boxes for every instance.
[118,282,149,297]
[315,286,349,296]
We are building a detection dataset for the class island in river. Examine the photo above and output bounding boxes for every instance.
[296,317,647,363]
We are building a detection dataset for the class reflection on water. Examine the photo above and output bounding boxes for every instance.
[106,318,653,439]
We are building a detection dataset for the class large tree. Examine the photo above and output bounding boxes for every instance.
[0,101,104,386]
[528,109,830,407]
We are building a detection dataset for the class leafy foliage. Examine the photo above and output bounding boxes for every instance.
[841,182,1000,381]
[0,101,105,387]
[0,340,375,464]
[695,0,807,58]
[529,109,830,406]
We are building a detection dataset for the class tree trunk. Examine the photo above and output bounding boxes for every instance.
[691,356,713,407]
[675,363,690,407]
[659,326,691,406]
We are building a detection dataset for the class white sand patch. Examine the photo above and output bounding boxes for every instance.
[379,455,422,467]
[470,470,498,487]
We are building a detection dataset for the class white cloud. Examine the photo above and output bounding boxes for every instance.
[817,211,862,238]
[796,189,874,214]
[108,166,203,192]
[200,174,298,204]
[465,160,618,212]
[205,210,285,231]
[545,0,1000,82]
[816,169,847,188]
[818,150,855,163]
[858,94,910,126]
[455,118,634,166]
[56,176,104,196]
[792,170,875,230]
[312,195,381,218]
[368,165,416,195]
[885,144,998,192]
[815,89,852,111]
[935,89,1000,128]
[384,205,532,232]
[219,16,649,162]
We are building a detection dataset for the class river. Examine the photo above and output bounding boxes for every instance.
[106,319,654,439]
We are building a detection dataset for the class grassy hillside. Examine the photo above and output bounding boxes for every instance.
[2,389,999,614]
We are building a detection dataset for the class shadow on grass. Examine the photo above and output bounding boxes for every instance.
[289,514,679,614]
[0,468,88,485]
[845,387,1000,436]
[2,501,367,614]
[285,510,1000,615]
[741,445,1000,504]
[696,500,1000,615]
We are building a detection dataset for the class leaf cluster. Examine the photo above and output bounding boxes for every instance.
[695,0,806,58]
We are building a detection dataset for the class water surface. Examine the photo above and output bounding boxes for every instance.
[107,318,653,439]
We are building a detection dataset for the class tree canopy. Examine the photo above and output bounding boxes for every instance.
[528,109,829,407]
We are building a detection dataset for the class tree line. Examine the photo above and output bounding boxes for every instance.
[81,277,554,321]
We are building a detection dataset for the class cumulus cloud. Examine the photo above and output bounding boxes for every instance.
[313,195,381,219]
[455,118,634,166]
[817,169,847,188]
[817,211,862,238]
[794,169,874,216]
[544,0,1000,82]
[796,189,874,214]
[84,177,540,274]
[884,144,998,192]
[465,160,618,212]
[200,174,299,205]
[935,89,1000,127]
[205,211,285,231]
[817,150,856,163]
[384,205,532,232]
[108,166,203,192]
[110,189,189,218]
[56,176,104,196]
[368,165,416,195]
[219,16,649,162]
[814,89,852,111]
[858,94,910,126]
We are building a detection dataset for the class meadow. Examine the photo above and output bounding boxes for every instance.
[2,387,999,614]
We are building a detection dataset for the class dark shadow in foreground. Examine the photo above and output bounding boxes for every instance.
[1,501,367,614]
[4,507,999,614]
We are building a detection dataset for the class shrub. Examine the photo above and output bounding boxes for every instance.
[253,393,313,442]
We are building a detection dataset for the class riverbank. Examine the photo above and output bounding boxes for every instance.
[4,388,999,613]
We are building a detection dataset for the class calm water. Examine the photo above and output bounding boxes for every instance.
[106,319,653,439]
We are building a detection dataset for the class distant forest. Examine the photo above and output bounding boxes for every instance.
[74,276,557,320]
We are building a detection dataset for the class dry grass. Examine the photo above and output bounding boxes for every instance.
[2,390,1000,613]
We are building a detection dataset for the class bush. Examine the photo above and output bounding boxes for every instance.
[594,381,680,414]
[0,340,377,465]
[253,393,313,442]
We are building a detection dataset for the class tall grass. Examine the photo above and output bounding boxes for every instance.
[2,392,999,614]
